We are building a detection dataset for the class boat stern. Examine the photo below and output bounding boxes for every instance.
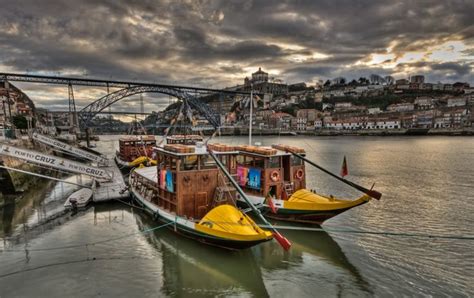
[195,204,273,249]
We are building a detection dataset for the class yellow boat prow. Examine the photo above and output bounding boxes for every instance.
[285,189,371,211]
[196,205,273,242]
[129,156,157,167]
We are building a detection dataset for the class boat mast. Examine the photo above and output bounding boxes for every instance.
[248,83,253,146]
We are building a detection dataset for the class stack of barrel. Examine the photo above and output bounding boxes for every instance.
[163,144,195,153]
[207,143,235,152]
[235,145,277,156]
[271,144,306,154]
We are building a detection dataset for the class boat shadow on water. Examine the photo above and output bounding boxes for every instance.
[133,210,271,297]
[254,222,373,295]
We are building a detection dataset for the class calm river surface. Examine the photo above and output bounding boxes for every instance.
[1,135,473,297]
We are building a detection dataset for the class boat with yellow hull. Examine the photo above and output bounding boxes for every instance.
[262,190,371,224]
[212,143,377,225]
[129,144,273,250]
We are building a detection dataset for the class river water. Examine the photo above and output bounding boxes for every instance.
[0,135,473,297]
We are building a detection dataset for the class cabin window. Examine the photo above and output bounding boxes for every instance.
[236,155,245,165]
[164,156,177,170]
[181,155,198,171]
[291,156,303,166]
[200,155,217,169]
[268,156,280,168]
[243,156,253,166]
[156,154,165,165]
[219,155,228,166]
[253,157,265,168]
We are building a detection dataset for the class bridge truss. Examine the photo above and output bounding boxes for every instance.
[0,72,256,131]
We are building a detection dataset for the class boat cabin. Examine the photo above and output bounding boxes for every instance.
[234,145,306,199]
[117,135,156,162]
[131,143,238,220]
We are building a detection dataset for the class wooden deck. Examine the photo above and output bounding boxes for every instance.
[93,160,130,202]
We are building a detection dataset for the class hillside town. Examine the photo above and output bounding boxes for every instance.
[151,68,473,134]
[1,68,473,137]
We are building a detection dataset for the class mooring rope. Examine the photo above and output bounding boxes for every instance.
[109,196,474,241]
[257,224,474,241]
[0,221,174,253]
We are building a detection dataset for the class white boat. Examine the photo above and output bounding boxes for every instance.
[64,188,93,209]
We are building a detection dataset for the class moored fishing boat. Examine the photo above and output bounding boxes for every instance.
[226,143,374,225]
[115,135,157,171]
[115,135,206,172]
[64,187,93,210]
[128,142,273,249]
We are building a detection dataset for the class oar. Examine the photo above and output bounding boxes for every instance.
[290,151,382,200]
[208,150,292,251]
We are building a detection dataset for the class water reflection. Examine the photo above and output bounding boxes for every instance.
[255,224,372,296]
[1,198,15,236]
[132,210,270,297]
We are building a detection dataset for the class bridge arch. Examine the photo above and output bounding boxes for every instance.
[78,85,220,129]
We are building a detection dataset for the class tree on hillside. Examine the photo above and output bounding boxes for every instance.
[12,115,35,129]
[358,77,370,85]
[384,75,395,85]
[323,80,331,87]
[348,79,358,86]
[332,77,346,85]
[370,74,384,84]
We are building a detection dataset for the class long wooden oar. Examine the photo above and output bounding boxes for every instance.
[290,151,382,200]
[208,150,292,251]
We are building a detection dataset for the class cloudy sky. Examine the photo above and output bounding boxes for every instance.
[0,0,473,113]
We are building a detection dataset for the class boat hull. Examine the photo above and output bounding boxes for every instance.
[114,155,132,173]
[261,205,367,225]
[64,188,93,210]
[130,188,269,250]
[237,192,370,225]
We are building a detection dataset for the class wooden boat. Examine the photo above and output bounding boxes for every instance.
[64,188,93,210]
[226,144,371,225]
[115,135,204,171]
[115,135,157,170]
[128,142,273,250]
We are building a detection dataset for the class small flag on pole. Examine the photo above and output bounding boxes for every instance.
[340,155,348,177]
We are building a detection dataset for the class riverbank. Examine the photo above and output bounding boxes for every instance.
[214,127,474,137]
[0,138,57,209]
[94,127,474,137]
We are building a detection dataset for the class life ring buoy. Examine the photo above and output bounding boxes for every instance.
[270,170,280,182]
[295,169,304,180]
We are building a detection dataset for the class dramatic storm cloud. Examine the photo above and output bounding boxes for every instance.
[0,0,473,111]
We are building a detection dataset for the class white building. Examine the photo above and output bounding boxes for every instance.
[447,97,467,107]
[387,103,415,112]
[314,119,323,129]
[296,118,307,130]
[334,102,352,110]
[432,82,443,90]
[414,97,435,110]
[444,84,453,91]
[366,119,401,129]
[368,107,381,114]
[464,88,474,95]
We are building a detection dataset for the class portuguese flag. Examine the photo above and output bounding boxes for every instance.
[340,156,348,177]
